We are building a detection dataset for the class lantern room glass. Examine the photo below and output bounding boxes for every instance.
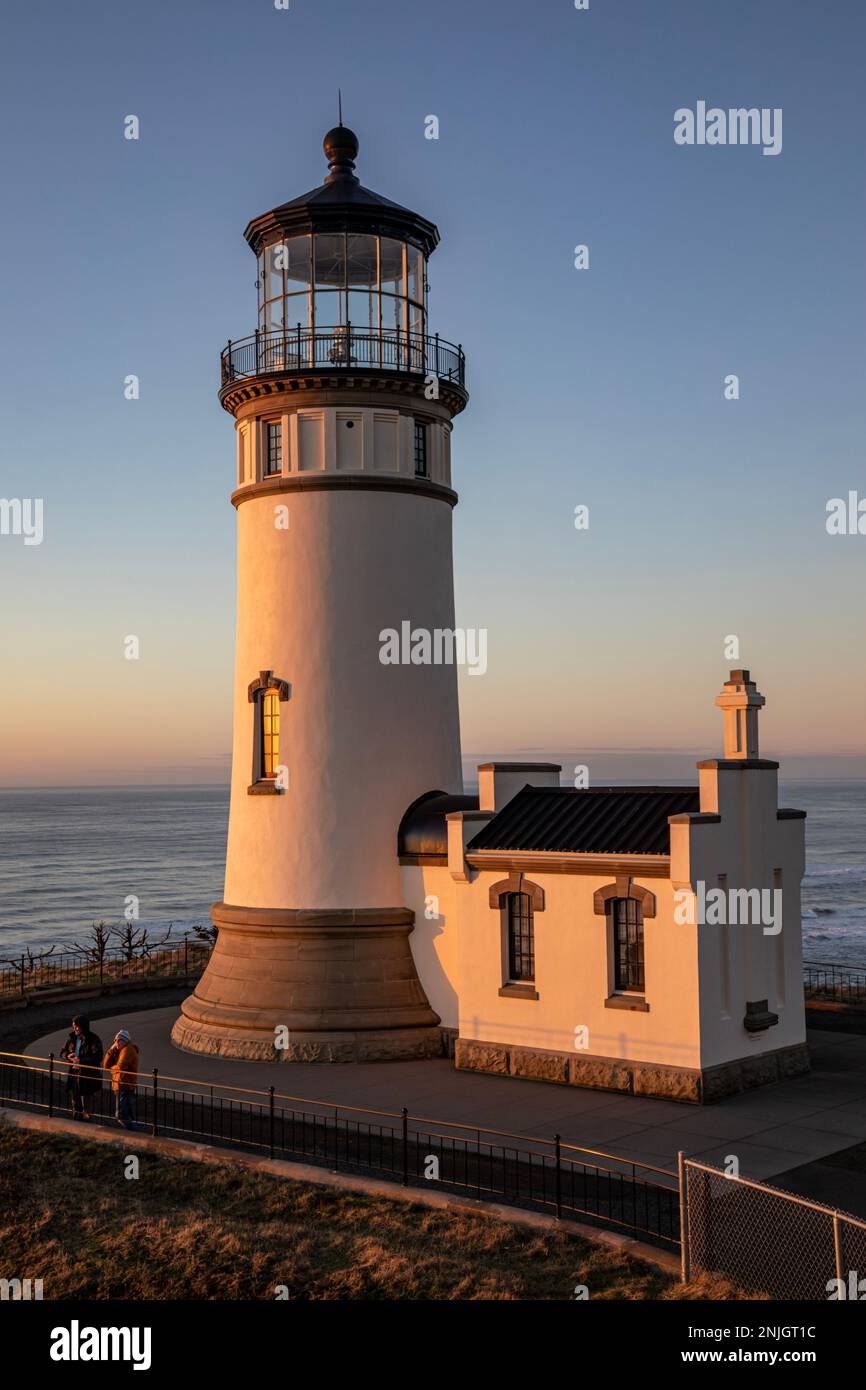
[257,232,426,349]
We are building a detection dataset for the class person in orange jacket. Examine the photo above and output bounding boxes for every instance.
[103,1029,140,1129]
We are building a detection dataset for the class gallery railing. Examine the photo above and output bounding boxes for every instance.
[0,1050,679,1249]
[803,958,866,1006]
[220,326,465,389]
[0,938,211,1000]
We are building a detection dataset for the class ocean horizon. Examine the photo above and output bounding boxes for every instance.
[0,780,864,968]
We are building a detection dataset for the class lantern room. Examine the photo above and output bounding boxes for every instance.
[256,230,426,342]
[219,123,465,386]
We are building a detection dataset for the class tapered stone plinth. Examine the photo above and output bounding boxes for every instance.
[171,903,442,1062]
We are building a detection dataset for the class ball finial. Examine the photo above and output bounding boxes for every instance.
[323,125,359,182]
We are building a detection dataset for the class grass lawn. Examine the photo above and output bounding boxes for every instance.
[0,1125,748,1300]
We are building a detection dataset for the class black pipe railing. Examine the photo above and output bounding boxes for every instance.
[0,937,211,1000]
[0,1051,679,1248]
[803,958,866,1005]
[220,326,465,389]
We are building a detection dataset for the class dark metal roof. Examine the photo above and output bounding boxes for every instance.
[398,789,480,859]
[466,786,701,856]
[244,126,440,257]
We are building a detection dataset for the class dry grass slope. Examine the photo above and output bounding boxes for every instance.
[0,1126,747,1300]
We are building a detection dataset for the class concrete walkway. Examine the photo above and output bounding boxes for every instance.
[27,1008,866,1184]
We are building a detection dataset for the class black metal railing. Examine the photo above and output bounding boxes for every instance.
[0,938,211,1000]
[804,958,866,1006]
[0,1051,679,1248]
[220,326,465,389]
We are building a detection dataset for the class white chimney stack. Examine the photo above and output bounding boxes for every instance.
[477,762,561,813]
[714,669,765,759]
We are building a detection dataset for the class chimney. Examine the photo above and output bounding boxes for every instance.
[714,669,765,760]
[477,762,561,812]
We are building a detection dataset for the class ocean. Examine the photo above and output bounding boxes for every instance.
[0,786,227,958]
[0,781,864,966]
[785,781,866,968]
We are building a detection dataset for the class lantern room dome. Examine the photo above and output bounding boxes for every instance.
[243,125,440,257]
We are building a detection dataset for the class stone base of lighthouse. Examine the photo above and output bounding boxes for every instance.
[171,904,443,1062]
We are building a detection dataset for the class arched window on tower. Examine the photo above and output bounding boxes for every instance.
[247,671,290,794]
[262,689,280,778]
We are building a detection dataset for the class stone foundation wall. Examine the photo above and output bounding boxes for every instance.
[171,1016,443,1063]
[455,1037,810,1104]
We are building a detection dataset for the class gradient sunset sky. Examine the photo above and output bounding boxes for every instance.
[1,0,864,785]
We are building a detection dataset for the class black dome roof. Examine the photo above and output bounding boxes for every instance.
[243,126,440,257]
[398,790,480,860]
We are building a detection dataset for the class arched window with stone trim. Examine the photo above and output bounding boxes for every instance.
[262,688,280,777]
[489,874,545,996]
[247,669,291,794]
[611,897,644,993]
[593,879,654,1006]
[506,891,534,983]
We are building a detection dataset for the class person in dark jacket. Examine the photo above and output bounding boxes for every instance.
[59,1015,103,1121]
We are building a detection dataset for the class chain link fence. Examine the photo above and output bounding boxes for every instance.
[682,1156,866,1299]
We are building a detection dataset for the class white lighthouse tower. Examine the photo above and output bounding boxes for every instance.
[172,123,469,1061]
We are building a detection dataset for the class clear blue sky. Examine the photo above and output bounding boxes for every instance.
[1,0,864,783]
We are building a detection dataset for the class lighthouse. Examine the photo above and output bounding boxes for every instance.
[172,123,469,1062]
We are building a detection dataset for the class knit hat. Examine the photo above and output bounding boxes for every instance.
[115,1029,131,1043]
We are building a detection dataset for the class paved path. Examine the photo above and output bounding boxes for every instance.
[27,1009,866,1183]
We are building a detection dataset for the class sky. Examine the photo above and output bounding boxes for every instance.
[0,0,864,785]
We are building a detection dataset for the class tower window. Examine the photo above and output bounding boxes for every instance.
[261,689,280,778]
[247,671,290,794]
[612,898,644,993]
[414,421,428,478]
[506,892,534,983]
[265,421,282,476]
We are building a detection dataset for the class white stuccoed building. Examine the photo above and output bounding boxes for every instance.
[172,127,808,1101]
[401,669,808,1102]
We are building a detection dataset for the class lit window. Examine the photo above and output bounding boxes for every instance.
[262,689,280,778]
[506,892,534,983]
[414,421,428,478]
[612,898,644,993]
[265,421,282,476]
